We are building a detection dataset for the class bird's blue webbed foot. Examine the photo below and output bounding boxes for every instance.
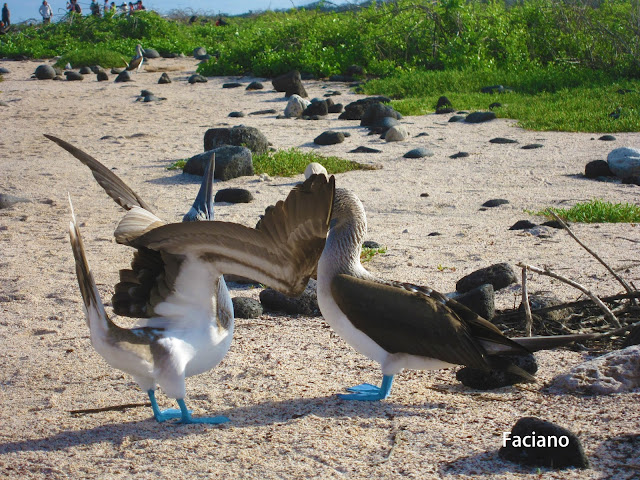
[176,399,229,425]
[338,375,394,401]
[148,390,190,423]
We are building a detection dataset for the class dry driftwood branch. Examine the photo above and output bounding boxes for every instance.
[496,291,640,319]
[521,266,533,337]
[70,402,151,415]
[549,211,638,305]
[517,263,621,328]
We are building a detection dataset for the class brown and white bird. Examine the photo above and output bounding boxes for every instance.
[125,44,144,73]
[317,188,594,401]
[54,135,335,423]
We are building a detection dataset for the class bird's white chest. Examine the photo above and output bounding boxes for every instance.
[317,275,390,365]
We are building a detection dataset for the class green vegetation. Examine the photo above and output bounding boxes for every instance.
[253,148,372,177]
[54,47,128,69]
[167,159,187,171]
[365,67,640,132]
[360,246,387,263]
[535,200,640,223]
[2,2,639,132]
[167,149,369,177]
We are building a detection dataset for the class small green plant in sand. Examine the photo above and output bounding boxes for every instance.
[253,148,373,177]
[534,199,640,223]
[167,159,187,171]
[360,246,387,263]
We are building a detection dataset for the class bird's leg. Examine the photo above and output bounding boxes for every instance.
[147,390,183,422]
[176,399,230,425]
[339,375,394,401]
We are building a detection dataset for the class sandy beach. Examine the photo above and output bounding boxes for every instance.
[0,56,638,479]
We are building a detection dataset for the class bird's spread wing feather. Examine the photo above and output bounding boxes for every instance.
[331,274,528,370]
[119,174,335,298]
[45,134,154,212]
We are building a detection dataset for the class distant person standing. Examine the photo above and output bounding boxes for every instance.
[90,1,101,16]
[135,0,145,10]
[39,0,53,24]
[2,3,9,27]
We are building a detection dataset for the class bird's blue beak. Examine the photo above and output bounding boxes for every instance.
[183,154,215,222]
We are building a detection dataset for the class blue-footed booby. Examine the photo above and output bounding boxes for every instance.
[317,188,595,401]
[67,174,334,423]
[54,134,335,423]
[125,44,144,73]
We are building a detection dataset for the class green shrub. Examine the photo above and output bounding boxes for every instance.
[535,199,640,223]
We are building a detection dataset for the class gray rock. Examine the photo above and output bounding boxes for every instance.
[111,67,123,74]
[522,143,544,149]
[302,99,329,117]
[404,147,434,158]
[519,294,572,324]
[115,71,132,83]
[607,147,640,179]
[448,115,465,122]
[314,131,345,145]
[284,94,310,118]
[249,109,277,116]
[384,125,409,142]
[184,146,253,181]
[465,111,497,123]
[96,70,109,81]
[272,70,307,98]
[456,262,517,293]
[435,95,453,114]
[454,283,495,320]
[229,111,245,118]
[0,67,10,74]
[222,82,243,89]
[490,137,518,144]
[246,81,264,90]
[339,96,392,120]
[193,46,208,59]
[457,353,537,389]
[260,279,320,316]
[550,345,640,395]
[328,103,343,114]
[188,74,208,84]
[509,219,537,230]
[482,198,509,207]
[232,297,263,319]
[450,152,469,159]
[499,417,589,469]
[143,48,161,59]
[35,64,56,80]
[349,146,382,154]
[304,162,328,179]
[361,103,402,127]
[599,134,616,141]
[368,116,399,135]
[64,71,84,81]
[204,125,269,155]
[214,188,254,203]
[584,160,613,178]
[158,72,171,84]
[0,193,31,209]
[78,66,92,75]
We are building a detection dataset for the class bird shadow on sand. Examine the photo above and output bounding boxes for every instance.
[0,396,443,454]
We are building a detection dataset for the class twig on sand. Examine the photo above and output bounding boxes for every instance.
[375,428,405,465]
[549,211,638,305]
[521,266,533,337]
[517,263,621,328]
[70,402,151,416]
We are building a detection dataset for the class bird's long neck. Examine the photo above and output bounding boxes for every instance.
[319,189,369,279]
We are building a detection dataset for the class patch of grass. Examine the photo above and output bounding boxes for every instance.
[167,159,187,170]
[253,148,374,177]
[534,199,640,223]
[364,67,640,133]
[360,246,387,263]
[54,47,130,69]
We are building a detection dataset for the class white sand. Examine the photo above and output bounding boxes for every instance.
[0,57,638,479]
